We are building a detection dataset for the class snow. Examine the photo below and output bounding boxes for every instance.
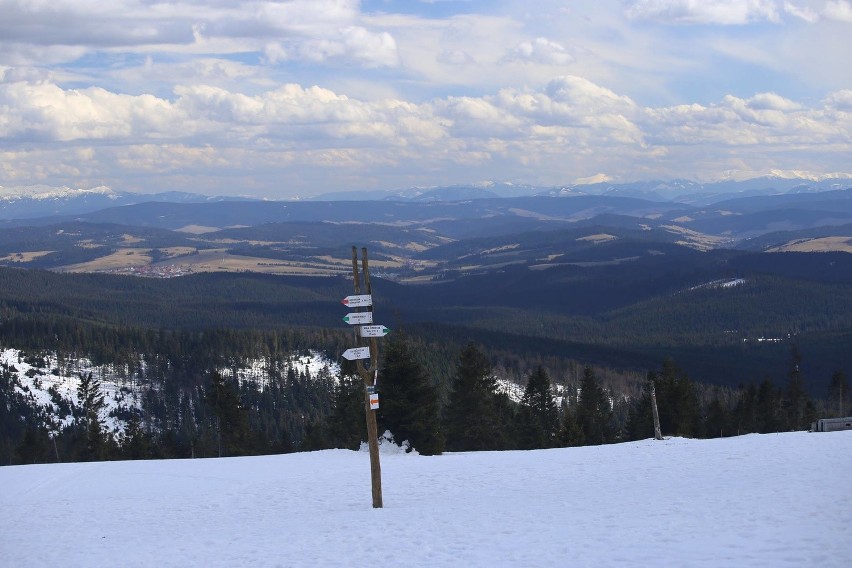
[0,184,115,200]
[683,278,747,293]
[2,432,850,567]
[0,348,136,434]
[1,346,340,439]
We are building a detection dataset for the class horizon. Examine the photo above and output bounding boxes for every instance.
[1,1,851,199]
[2,172,852,203]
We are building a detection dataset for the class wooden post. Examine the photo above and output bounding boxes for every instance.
[650,381,663,441]
[351,246,383,508]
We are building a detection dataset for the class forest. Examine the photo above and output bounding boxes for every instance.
[1,312,847,466]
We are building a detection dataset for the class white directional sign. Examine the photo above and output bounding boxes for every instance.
[342,346,371,360]
[343,312,373,325]
[360,325,390,338]
[342,294,373,308]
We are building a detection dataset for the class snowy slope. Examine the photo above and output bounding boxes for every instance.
[2,432,850,567]
[1,346,340,438]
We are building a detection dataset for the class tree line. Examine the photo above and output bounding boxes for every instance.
[1,327,847,466]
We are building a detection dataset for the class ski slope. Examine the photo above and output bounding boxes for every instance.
[2,432,850,567]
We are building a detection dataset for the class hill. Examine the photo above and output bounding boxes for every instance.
[1,431,849,567]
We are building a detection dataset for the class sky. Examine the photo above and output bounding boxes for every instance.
[0,0,851,199]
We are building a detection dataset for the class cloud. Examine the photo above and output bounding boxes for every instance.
[0,81,185,142]
[265,26,399,67]
[823,0,852,22]
[2,74,850,194]
[505,38,574,65]
[436,50,476,66]
[626,0,781,25]
[783,1,820,22]
[0,2,850,195]
[823,89,852,110]
[0,0,399,69]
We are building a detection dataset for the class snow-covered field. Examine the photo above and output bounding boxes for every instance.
[2,432,850,567]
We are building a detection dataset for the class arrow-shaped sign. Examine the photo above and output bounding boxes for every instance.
[360,325,390,338]
[342,294,372,308]
[343,312,373,325]
[342,346,371,360]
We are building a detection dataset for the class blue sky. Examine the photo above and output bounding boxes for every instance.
[0,0,850,198]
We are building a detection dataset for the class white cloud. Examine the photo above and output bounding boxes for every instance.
[0,82,185,142]
[0,0,399,69]
[823,89,852,110]
[265,26,399,68]
[505,38,574,65]
[783,1,820,22]
[436,50,476,66]
[745,92,802,111]
[626,0,781,25]
[823,0,852,22]
[2,74,850,194]
[0,2,850,195]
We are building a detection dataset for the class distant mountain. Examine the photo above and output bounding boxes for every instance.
[310,176,852,205]
[309,181,542,201]
[3,177,850,222]
[0,185,256,220]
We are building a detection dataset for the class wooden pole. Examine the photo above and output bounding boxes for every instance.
[351,246,383,508]
[650,381,663,441]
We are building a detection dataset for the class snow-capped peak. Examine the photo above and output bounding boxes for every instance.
[0,184,116,201]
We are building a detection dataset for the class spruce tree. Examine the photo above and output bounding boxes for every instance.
[518,365,559,449]
[377,333,444,455]
[828,370,848,417]
[325,375,367,450]
[444,343,504,451]
[575,367,615,445]
[76,372,106,461]
[205,371,254,457]
[784,347,816,431]
[556,405,584,447]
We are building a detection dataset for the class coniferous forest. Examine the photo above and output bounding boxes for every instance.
[1,308,846,465]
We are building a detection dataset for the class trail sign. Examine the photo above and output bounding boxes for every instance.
[342,294,372,308]
[360,325,390,338]
[342,346,371,361]
[369,392,380,410]
[343,312,373,325]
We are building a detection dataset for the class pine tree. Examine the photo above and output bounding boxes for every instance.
[575,367,615,445]
[76,372,106,461]
[518,365,559,449]
[444,343,505,451]
[120,412,154,459]
[556,405,584,447]
[784,346,816,431]
[827,370,848,417]
[377,333,444,455]
[205,371,254,457]
[325,375,367,450]
[703,394,727,438]
[756,378,783,433]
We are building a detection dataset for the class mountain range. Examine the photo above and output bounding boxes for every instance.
[0,175,850,394]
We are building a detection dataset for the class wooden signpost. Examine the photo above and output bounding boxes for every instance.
[343,246,385,508]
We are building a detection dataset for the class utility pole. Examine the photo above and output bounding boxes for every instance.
[343,246,384,508]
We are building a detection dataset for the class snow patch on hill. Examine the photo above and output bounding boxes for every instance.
[1,346,340,439]
[0,184,115,201]
[683,278,747,293]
